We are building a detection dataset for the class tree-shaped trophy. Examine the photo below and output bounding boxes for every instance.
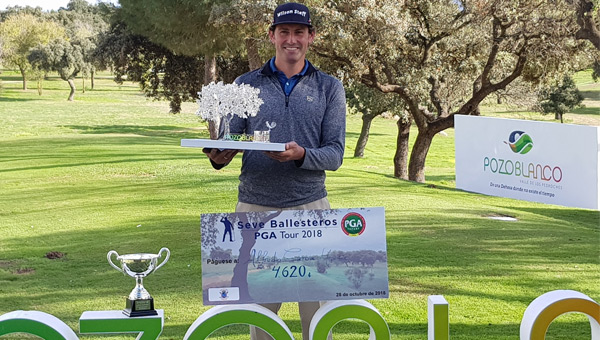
[196,81,263,141]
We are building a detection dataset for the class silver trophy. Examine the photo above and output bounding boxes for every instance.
[107,248,170,317]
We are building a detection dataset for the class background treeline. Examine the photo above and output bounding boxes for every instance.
[1,0,598,182]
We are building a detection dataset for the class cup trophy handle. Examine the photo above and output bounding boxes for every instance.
[107,250,122,273]
[154,247,170,272]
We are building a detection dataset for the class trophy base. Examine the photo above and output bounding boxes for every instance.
[123,298,158,317]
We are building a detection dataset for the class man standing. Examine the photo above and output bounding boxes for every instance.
[220,216,234,242]
[204,2,346,339]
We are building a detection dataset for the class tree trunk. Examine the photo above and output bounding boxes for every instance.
[19,66,27,90]
[245,37,262,71]
[408,131,435,183]
[231,211,281,301]
[169,93,182,114]
[91,69,95,90]
[204,54,217,84]
[82,77,86,93]
[394,118,411,180]
[67,78,76,101]
[37,79,43,96]
[204,54,219,140]
[354,113,378,158]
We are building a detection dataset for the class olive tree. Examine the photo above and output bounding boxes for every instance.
[313,0,595,182]
[28,39,86,101]
[51,0,110,91]
[346,83,410,179]
[0,13,65,90]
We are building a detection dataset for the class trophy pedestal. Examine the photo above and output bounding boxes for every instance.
[123,298,158,317]
[80,310,164,339]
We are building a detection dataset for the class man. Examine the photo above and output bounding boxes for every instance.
[220,216,234,242]
[204,2,346,339]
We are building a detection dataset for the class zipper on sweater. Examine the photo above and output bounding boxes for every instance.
[285,95,289,107]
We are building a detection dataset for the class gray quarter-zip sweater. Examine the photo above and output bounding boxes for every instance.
[215,60,346,208]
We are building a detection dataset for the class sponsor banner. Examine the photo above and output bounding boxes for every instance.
[455,116,600,210]
[200,207,388,305]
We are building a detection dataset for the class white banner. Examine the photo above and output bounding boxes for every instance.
[455,116,600,210]
[200,207,389,305]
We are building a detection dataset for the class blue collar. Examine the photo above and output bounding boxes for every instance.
[269,57,309,77]
[269,57,309,96]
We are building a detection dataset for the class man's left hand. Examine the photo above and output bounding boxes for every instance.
[265,141,305,162]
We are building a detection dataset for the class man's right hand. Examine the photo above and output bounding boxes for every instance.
[203,148,239,165]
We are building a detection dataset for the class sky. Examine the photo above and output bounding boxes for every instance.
[0,0,118,11]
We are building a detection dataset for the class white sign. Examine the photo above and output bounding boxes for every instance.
[200,207,388,305]
[455,116,600,210]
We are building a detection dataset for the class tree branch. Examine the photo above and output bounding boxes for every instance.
[361,66,429,129]
[569,0,600,49]
[311,48,353,67]
[427,76,446,117]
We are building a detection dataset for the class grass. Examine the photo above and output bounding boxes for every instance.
[0,70,598,340]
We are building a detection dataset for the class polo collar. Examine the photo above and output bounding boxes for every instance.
[260,58,317,77]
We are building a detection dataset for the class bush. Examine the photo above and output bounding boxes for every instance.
[537,75,584,123]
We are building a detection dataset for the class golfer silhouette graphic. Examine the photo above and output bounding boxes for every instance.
[221,216,234,242]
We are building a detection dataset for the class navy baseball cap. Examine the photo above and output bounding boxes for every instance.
[271,2,312,28]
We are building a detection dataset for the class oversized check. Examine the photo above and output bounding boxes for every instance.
[200,207,388,305]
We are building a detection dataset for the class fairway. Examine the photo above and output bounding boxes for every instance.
[0,71,598,340]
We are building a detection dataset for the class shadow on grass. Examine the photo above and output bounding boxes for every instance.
[162,319,592,339]
[0,75,24,82]
[0,96,44,102]
[345,131,390,139]
[63,124,207,139]
[580,90,600,101]
[77,87,143,92]
[497,205,600,230]
[0,134,213,173]
[572,106,600,115]
[0,153,193,173]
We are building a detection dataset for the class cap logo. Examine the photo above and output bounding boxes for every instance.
[277,9,307,17]
[272,3,312,26]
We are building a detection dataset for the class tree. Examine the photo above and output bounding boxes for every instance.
[210,0,277,70]
[316,258,329,274]
[117,0,276,137]
[593,60,600,81]
[94,20,249,114]
[209,247,233,261]
[0,5,44,22]
[344,267,368,289]
[116,0,231,138]
[346,82,411,178]
[51,0,110,91]
[313,0,594,182]
[538,75,584,123]
[567,0,600,49]
[28,39,86,101]
[0,12,65,90]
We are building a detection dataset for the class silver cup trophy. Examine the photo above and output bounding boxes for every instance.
[107,247,170,317]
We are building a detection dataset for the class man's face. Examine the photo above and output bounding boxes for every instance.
[269,24,315,66]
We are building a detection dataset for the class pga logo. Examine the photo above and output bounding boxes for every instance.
[341,212,366,236]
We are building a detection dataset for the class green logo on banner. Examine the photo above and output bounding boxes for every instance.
[341,213,366,236]
[505,131,533,155]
